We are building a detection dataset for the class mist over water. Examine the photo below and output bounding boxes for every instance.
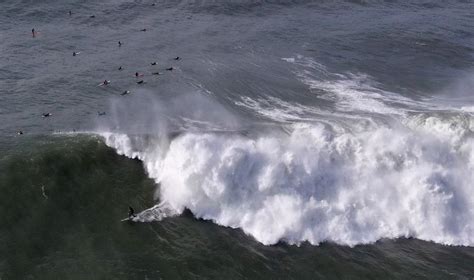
[1,0,474,279]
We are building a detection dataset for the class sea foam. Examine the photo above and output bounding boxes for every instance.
[100,115,474,246]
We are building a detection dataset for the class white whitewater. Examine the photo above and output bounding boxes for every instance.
[100,114,474,246]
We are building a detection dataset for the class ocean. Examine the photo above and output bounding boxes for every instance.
[1,0,474,279]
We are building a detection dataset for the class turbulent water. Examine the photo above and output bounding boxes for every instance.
[1,0,474,279]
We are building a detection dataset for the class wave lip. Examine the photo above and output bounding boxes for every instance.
[98,117,474,247]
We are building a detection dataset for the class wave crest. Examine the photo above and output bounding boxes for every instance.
[100,117,474,246]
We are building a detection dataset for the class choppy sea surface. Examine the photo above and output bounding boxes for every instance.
[1,0,474,279]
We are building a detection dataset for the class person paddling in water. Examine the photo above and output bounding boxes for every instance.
[129,206,136,218]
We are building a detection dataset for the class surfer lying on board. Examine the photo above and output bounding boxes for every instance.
[99,80,110,86]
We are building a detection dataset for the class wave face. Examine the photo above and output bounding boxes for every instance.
[99,86,474,246]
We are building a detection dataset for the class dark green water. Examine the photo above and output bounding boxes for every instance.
[1,136,473,279]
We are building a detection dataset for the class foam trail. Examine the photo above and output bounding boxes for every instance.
[282,55,442,115]
[100,115,474,247]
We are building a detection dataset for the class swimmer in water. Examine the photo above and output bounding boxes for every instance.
[136,80,144,84]
[118,66,123,70]
[152,72,161,75]
[121,90,131,96]
[68,11,72,16]
[166,67,173,71]
[174,56,180,60]
[32,28,36,37]
[42,113,52,118]
[118,41,122,47]
[98,111,106,116]
[151,62,157,65]
[140,28,147,32]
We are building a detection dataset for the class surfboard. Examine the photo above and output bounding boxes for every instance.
[121,215,137,222]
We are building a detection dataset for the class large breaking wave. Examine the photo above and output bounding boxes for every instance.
[96,57,474,247]
[100,116,474,246]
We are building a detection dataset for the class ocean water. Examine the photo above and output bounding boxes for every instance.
[1,0,474,279]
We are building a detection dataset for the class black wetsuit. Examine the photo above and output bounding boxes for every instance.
[129,206,136,218]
